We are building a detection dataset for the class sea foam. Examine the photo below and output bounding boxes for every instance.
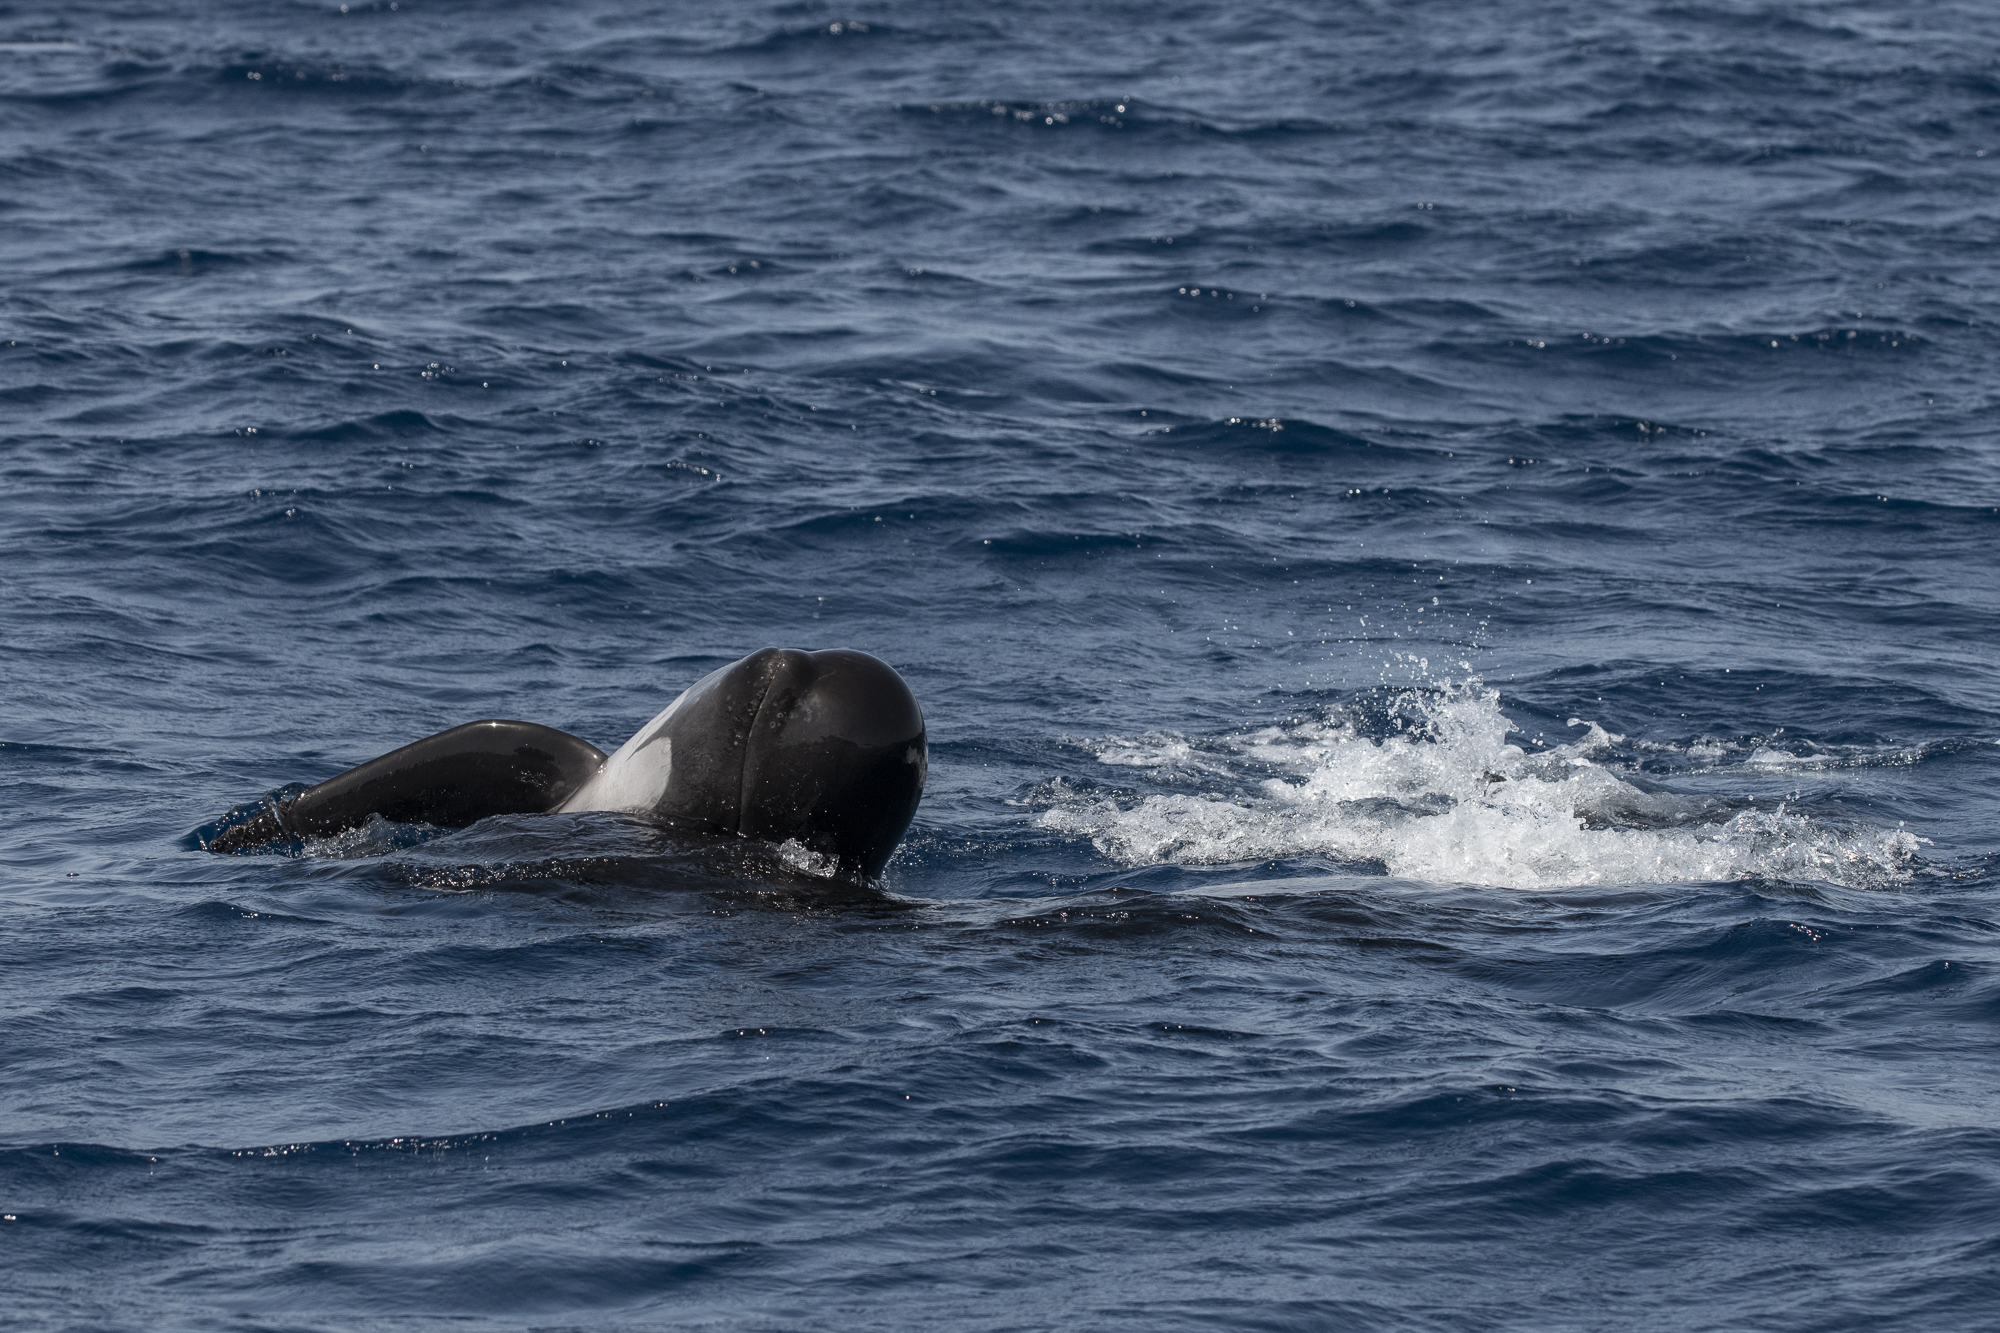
[1036,680,1925,890]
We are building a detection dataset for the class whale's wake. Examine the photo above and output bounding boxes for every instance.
[1035,679,1928,890]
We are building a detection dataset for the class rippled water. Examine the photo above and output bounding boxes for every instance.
[5,1,1999,1328]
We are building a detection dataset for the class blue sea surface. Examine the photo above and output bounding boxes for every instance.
[4,1,2000,1328]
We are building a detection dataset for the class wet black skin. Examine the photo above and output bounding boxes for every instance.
[635,648,928,876]
[201,648,928,878]
[201,720,608,855]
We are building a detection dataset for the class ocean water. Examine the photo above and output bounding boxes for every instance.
[4,0,1999,1327]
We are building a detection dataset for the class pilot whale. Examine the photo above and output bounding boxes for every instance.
[200,648,927,877]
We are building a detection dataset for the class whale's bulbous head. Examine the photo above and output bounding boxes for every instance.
[640,647,927,877]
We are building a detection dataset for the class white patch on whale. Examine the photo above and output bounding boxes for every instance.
[556,664,729,814]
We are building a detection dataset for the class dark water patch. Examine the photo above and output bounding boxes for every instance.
[284,409,456,444]
[462,302,639,342]
[1160,416,1416,461]
[106,247,289,278]
[994,890,1267,942]
[213,60,429,100]
[168,899,339,929]
[980,528,1167,558]
[1452,915,1914,1013]
[726,18,901,56]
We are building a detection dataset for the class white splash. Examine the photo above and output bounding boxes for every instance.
[1035,679,1926,890]
[299,813,443,860]
[773,838,840,879]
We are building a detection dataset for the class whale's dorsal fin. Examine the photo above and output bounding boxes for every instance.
[203,720,605,853]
